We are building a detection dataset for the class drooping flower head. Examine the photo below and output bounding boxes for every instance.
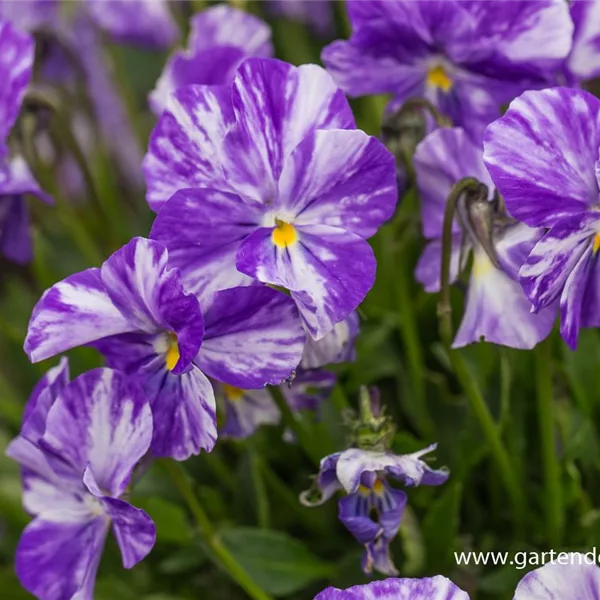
[146,57,398,339]
[301,388,449,576]
[150,5,273,115]
[483,87,600,349]
[219,369,336,439]
[0,19,52,263]
[24,237,305,460]
[322,0,573,137]
[84,0,178,48]
[6,361,156,600]
[414,126,555,349]
[314,576,468,600]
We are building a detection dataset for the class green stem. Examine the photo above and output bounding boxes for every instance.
[269,386,320,466]
[394,241,433,437]
[161,460,274,600]
[249,448,270,529]
[438,177,526,530]
[535,339,562,546]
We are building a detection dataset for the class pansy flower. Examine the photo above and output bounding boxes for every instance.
[84,0,178,48]
[150,5,273,115]
[314,555,600,599]
[6,361,156,600]
[314,575,468,600]
[414,126,555,349]
[219,369,336,439]
[0,20,52,263]
[322,0,573,137]
[301,444,449,575]
[146,57,397,339]
[483,87,600,349]
[24,237,305,460]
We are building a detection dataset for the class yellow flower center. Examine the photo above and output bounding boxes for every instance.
[372,479,384,495]
[165,333,180,371]
[427,65,453,92]
[593,234,600,254]
[223,384,245,401]
[272,219,297,248]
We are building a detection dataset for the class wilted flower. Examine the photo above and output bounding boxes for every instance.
[0,20,52,263]
[146,57,397,339]
[6,361,156,600]
[219,369,336,440]
[150,5,273,115]
[24,237,305,460]
[322,0,573,138]
[414,126,555,348]
[314,575,468,600]
[483,87,600,349]
[301,388,448,575]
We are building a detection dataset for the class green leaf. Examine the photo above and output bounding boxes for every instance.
[134,497,191,545]
[220,527,334,596]
[422,483,463,571]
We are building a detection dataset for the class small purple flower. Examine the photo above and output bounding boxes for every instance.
[322,0,573,138]
[267,0,334,38]
[24,237,305,460]
[483,87,600,350]
[150,5,273,115]
[301,444,448,576]
[566,1,600,84]
[219,369,336,439]
[146,57,398,339]
[414,126,555,349]
[0,20,52,263]
[6,361,156,600]
[85,0,178,48]
[314,576,469,600]
[513,553,600,600]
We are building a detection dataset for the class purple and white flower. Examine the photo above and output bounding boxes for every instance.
[301,312,359,370]
[513,553,600,600]
[414,126,555,349]
[565,0,600,85]
[24,237,305,460]
[322,0,573,137]
[85,0,178,48]
[0,20,52,263]
[301,444,448,576]
[146,57,397,339]
[219,369,336,439]
[314,575,469,600]
[6,361,156,600]
[483,87,600,349]
[150,5,273,115]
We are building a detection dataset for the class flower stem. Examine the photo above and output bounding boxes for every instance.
[161,460,274,600]
[535,338,563,546]
[269,386,321,466]
[438,177,526,531]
